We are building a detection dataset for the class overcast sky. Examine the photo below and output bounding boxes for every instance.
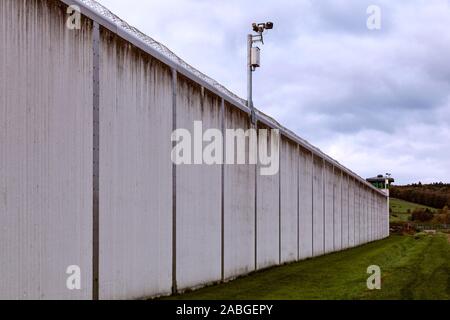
[96,0,450,185]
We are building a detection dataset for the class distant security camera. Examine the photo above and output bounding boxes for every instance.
[265,22,274,30]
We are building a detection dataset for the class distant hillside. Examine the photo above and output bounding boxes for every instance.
[390,183,450,209]
[389,198,436,223]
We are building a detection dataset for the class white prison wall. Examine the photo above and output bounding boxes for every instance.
[0,0,390,300]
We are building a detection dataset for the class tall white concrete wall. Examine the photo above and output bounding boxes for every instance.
[98,30,173,299]
[298,149,313,259]
[280,139,299,263]
[175,79,222,290]
[0,0,390,300]
[0,0,93,300]
[223,104,255,279]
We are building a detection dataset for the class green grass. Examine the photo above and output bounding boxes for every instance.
[390,198,436,223]
[164,234,450,300]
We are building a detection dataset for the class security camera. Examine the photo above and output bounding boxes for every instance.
[265,22,274,30]
[252,22,274,33]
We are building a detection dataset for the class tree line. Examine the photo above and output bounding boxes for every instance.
[390,182,450,209]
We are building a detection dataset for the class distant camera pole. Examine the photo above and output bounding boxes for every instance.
[247,22,274,125]
[385,173,391,192]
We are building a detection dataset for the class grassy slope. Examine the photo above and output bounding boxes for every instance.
[165,234,450,300]
[390,198,436,223]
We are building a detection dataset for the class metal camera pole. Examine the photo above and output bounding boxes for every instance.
[247,34,255,125]
[247,22,273,126]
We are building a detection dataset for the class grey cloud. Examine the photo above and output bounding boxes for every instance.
[97,0,450,184]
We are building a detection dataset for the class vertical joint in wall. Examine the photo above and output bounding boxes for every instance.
[254,121,258,271]
[220,98,225,282]
[347,175,350,246]
[92,21,100,301]
[297,145,300,261]
[279,139,282,265]
[311,153,314,255]
[171,67,178,294]
[340,171,343,248]
[322,158,325,253]
[332,165,335,251]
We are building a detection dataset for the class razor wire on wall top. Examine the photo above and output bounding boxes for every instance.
[78,0,247,107]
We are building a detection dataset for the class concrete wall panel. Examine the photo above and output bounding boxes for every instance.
[384,197,388,238]
[363,189,367,242]
[333,169,342,251]
[382,197,385,238]
[374,193,379,240]
[354,184,361,246]
[367,191,371,242]
[176,79,222,289]
[380,197,383,238]
[364,189,369,243]
[341,175,349,249]
[372,192,376,241]
[374,194,377,240]
[0,0,93,299]
[370,191,374,241]
[348,178,355,248]
[376,194,380,240]
[385,197,389,238]
[312,158,324,256]
[280,138,299,263]
[223,104,255,279]
[366,191,370,242]
[381,196,384,239]
[256,124,280,269]
[324,163,334,253]
[99,30,173,299]
[299,149,313,259]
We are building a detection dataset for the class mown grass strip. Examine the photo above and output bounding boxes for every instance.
[164,234,450,300]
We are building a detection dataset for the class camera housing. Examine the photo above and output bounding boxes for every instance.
[252,22,274,33]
